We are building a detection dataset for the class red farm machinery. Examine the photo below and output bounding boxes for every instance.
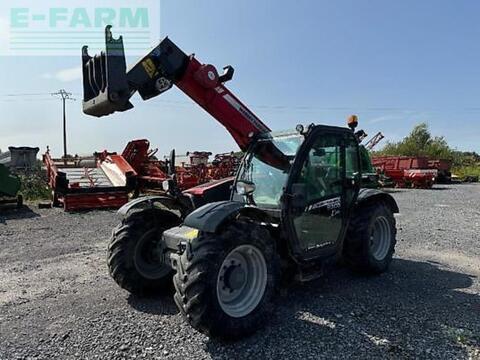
[44,139,240,211]
[364,131,451,187]
[371,155,437,188]
[43,149,136,211]
[121,142,240,193]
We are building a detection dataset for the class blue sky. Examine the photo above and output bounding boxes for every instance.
[0,0,479,157]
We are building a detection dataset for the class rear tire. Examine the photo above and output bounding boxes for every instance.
[343,202,396,274]
[173,221,280,339]
[107,209,181,296]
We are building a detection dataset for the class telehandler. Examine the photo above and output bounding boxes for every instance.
[82,26,399,339]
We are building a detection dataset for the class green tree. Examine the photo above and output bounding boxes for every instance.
[376,123,455,160]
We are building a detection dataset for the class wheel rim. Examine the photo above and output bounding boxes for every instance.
[133,228,170,280]
[369,216,392,261]
[216,245,268,318]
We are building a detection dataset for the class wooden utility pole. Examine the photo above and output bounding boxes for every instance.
[52,89,75,160]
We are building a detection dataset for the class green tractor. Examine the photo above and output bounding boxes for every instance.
[0,164,23,208]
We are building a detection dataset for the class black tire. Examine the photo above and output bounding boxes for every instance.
[107,209,181,296]
[173,221,280,339]
[52,191,60,208]
[343,202,396,274]
[16,194,23,208]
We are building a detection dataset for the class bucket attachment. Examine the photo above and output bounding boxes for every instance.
[82,26,133,117]
[82,26,192,118]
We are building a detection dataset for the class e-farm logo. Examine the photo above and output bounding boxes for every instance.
[11,8,149,29]
[0,1,160,56]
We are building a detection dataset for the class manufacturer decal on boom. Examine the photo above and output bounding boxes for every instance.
[222,94,269,132]
[142,58,158,78]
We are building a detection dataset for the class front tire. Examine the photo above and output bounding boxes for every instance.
[173,222,279,339]
[343,202,397,274]
[107,209,181,296]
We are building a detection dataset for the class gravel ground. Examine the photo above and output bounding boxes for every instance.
[0,184,479,359]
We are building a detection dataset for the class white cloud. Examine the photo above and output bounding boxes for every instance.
[368,115,395,124]
[56,66,82,82]
[368,111,429,124]
[41,66,82,82]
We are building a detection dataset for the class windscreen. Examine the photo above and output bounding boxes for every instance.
[237,132,304,207]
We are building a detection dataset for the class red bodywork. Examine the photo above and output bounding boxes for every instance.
[372,156,437,188]
[60,192,129,212]
[175,59,270,151]
[372,156,429,170]
[183,176,235,196]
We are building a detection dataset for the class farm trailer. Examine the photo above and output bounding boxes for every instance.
[43,149,136,211]
[372,156,437,188]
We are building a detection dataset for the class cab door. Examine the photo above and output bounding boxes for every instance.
[285,128,360,258]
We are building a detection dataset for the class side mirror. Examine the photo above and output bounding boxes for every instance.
[236,180,256,196]
[348,172,361,188]
[291,183,307,208]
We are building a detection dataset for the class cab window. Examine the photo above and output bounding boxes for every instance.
[297,135,343,201]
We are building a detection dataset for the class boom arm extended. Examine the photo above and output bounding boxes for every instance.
[82,26,270,151]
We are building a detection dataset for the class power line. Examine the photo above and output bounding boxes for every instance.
[0,92,53,97]
[0,98,57,102]
[2,91,480,113]
[0,91,81,97]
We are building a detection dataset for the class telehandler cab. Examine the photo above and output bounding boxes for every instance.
[82,26,399,339]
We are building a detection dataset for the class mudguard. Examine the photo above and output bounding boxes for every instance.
[355,188,399,213]
[117,195,187,219]
[183,201,245,233]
